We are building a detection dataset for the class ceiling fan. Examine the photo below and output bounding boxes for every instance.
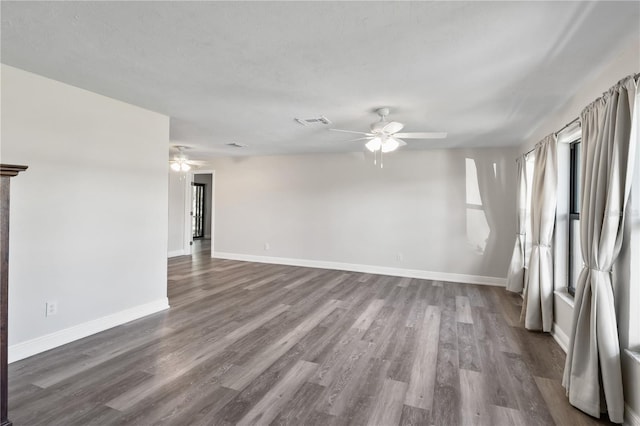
[169,146,204,172]
[330,107,447,154]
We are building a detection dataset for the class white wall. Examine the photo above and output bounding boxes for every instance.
[168,172,188,256]
[202,147,517,283]
[1,65,170,362]
[518,39,640,422]
[523,38,640,153]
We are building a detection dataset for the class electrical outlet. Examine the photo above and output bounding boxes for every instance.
[264,242,270,251]
[396,252,404,262]
[45,301,58,317]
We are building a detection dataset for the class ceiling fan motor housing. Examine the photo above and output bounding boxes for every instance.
[376,107,390,118]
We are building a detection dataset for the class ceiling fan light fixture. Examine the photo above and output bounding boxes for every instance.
[365,137,382,152]
[170,145,195,172]
[330,107,447,160]
[381,137,400,153]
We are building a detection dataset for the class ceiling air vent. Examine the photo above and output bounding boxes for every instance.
[226,142,247,148]
[295,116,331,126]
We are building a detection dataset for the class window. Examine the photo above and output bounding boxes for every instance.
[568,140,582,295]
[465,158,490,254]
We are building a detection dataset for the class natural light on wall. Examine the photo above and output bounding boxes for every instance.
[525,154,535,262]
[465,158,490,254]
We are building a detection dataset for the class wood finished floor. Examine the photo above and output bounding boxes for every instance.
[9,243,613,425]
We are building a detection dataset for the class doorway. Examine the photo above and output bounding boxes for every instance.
[192,182,205,239]
[189,171,215,258]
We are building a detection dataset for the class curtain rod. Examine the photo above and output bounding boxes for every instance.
[523,146,536,158]
[522,116,581,158]
[519,72,639,161]
[554,116,581,138]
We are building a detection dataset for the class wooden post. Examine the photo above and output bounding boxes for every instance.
[0,164,27,426]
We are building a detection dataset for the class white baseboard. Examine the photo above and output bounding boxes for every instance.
[626,403,640,426]
[213,252,506,287]
[9,298,170,363]
[168,249,186,258]
[551,322,570,353]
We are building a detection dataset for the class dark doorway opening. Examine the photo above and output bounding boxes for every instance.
[192,182,205,239]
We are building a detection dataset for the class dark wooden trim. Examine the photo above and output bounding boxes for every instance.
[0,164,27,426]
[0,179,9,426]
[0,165,28,178]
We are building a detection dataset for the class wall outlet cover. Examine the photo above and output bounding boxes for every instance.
[46,301,58,317]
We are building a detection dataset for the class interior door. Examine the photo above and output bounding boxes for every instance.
[192,182,205,239]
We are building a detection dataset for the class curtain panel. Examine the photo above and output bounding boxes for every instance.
[506,156,527,293]
[563,75,638,423]
[522,135,557,332]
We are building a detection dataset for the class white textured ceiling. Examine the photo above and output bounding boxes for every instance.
[2,1,639,158]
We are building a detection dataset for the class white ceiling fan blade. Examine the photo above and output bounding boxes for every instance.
[382,121,404,134]
[329,128,374,136]
[395,138,407,147]
[344,137,372,142]
[394,132,447,139]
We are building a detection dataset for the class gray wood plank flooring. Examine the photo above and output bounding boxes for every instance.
[8,242,614,425]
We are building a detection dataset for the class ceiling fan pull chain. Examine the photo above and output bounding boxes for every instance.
[381,150,384,168]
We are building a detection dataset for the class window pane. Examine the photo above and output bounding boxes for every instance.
[571,142,581,214]
[570,219,582,291]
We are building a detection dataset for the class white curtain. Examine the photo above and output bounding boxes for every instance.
[522,135,557,332]
[563,75,638,423]
[506,156,527,293]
